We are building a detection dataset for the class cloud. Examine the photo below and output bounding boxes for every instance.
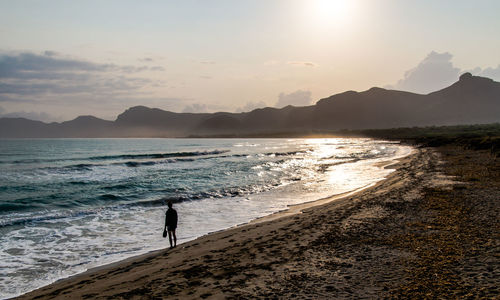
[473,64,500,80]
[0,76,151,96]
[43,50,59,57]
[388,51,461,94]
[0,106,57,122]
[388,51,500,93]
[120,65,149,73]
[0,52,113,76]
[275,90,312,108]
[236,101,267,113]
[150,66,165,71]
[0,51,167,121]
[287,61,317,67]
[0,94,36,103]
[0,51,155,98]
[263,60,317,67]
[0,51,155,80]
[182,103,208,113]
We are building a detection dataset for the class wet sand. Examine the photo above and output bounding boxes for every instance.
[16,146,499,299]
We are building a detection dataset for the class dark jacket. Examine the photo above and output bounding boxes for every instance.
[165,208,178,229]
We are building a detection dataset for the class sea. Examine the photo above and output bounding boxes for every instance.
[0,138,412,298]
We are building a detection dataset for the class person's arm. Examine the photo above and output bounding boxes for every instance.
[164,212,168,230]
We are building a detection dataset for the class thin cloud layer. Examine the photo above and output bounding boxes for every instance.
[0,105,57,122]
[0,51,157,99]
[0,52,157,78]
[150,66,165,72]
[0,51,171,121]
[275,90,312,108]
[287,61,317,67]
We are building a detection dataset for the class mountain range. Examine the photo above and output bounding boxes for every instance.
[1,73,499,138]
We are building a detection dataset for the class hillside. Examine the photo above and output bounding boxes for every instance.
[1,73,499,138]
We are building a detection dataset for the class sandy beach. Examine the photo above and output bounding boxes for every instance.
[16,145,499,299]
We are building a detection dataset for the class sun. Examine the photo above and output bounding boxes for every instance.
[307,0,353,28]
[314,0,350,22]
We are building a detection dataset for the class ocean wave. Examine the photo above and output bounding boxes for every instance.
[99,194,122,200]
[0,209,99,228]
[14,150,309,172]
[69,181,91,185]
[124,161,156,167]
[316,159,358,172]
[88,149,230,161]
[262,150,310,157]
[118,151,305,168]
[120,158,196,167]
[118,187,268,209]
[9,149,231,165]
[0,183,280,228]
[66,163,96,171]
[33,150,231,171]
[42,163,104,172]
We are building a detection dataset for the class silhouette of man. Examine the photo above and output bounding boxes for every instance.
[164,201,178,248]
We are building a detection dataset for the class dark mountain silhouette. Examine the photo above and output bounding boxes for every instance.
[57,116,116,137]
[1,73,499,138]
[425,73,500,125]
[196,114,244,133]
[114,106,213,137]
[0,118,54,138]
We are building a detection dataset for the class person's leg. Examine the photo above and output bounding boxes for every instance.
[172,229,177,247]
[168,231,173,248]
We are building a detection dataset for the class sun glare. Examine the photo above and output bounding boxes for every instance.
[306,0,353,29]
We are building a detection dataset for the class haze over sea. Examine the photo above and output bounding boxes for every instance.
[0,138,411,298]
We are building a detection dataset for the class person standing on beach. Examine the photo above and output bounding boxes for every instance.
[164,201,178,248]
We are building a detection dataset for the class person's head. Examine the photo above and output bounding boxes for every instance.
[167,201,173,209]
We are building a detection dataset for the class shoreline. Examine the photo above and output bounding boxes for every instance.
[15,145,499,298]
[15,148,417,299]
[248,147,413,225]
[6,145,412,299]
[65,181,381,289]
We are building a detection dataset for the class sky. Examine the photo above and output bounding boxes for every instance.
[1,0,499,122]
